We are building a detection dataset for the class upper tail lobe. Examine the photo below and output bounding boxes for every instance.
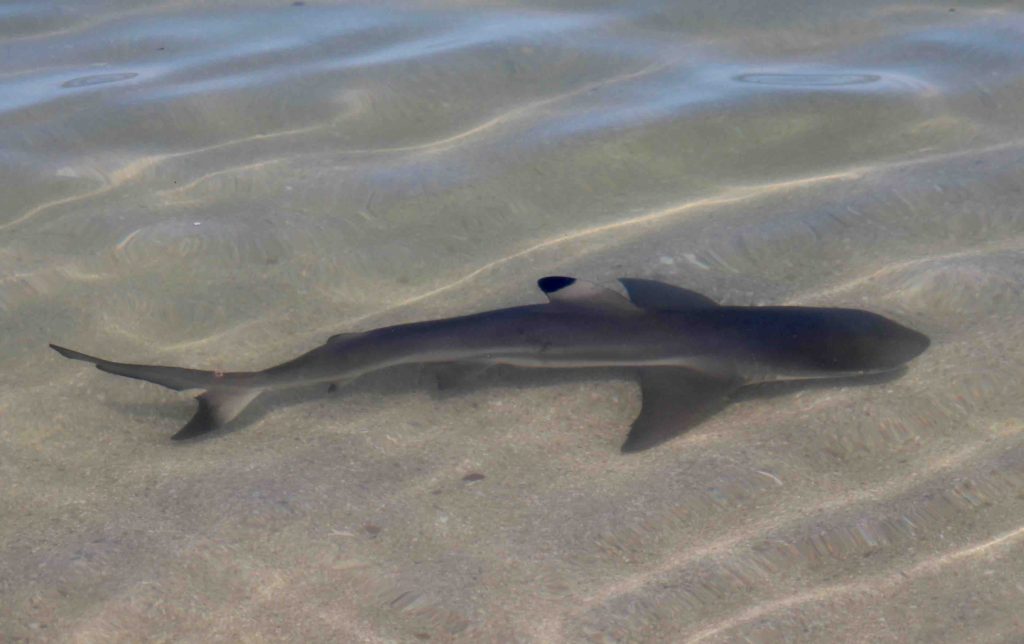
[51,344,262,439]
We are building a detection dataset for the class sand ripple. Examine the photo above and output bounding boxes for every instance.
[4,3,1024,642]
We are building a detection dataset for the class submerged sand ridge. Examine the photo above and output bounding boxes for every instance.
[3,1,1024,641]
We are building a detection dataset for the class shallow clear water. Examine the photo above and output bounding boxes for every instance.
[3,1,1024,641]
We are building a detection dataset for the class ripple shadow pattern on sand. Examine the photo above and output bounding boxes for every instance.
[3,1,1024,642]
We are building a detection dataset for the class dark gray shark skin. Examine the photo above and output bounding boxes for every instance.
[50,277,930,452]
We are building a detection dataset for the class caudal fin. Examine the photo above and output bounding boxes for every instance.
[50,343,229,391]
[51,344,263,439]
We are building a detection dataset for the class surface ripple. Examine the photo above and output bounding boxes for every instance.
[3,2,1024,642]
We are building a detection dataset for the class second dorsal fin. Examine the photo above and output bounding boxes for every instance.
[537,276,638,312]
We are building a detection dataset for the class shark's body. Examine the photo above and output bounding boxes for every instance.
[51,277,930,451]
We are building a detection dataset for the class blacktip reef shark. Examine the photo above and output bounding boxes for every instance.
[50,277,929,452]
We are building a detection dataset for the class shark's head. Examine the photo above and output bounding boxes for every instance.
[736,307,931,376]
[800,308,931,373]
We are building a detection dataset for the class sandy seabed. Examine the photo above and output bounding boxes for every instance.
[2,1,1024,641]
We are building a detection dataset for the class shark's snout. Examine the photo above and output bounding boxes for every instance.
[854,317,930,371]
[888,324,930,365]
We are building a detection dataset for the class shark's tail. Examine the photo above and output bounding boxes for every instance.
[172,388,263,440]
[50,344,262,439]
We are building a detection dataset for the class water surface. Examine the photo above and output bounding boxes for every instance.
[3,1,1024,641]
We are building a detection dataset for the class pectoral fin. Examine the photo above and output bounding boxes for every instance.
[622,369,740,453]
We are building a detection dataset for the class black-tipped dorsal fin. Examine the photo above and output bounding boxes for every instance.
[621,368,740,453]
[537,276,638,312]
[618,278,718,311]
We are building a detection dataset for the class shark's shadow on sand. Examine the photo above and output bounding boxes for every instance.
[109,364,908,448]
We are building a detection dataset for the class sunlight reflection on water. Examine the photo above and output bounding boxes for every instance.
[3,2,1024,642]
